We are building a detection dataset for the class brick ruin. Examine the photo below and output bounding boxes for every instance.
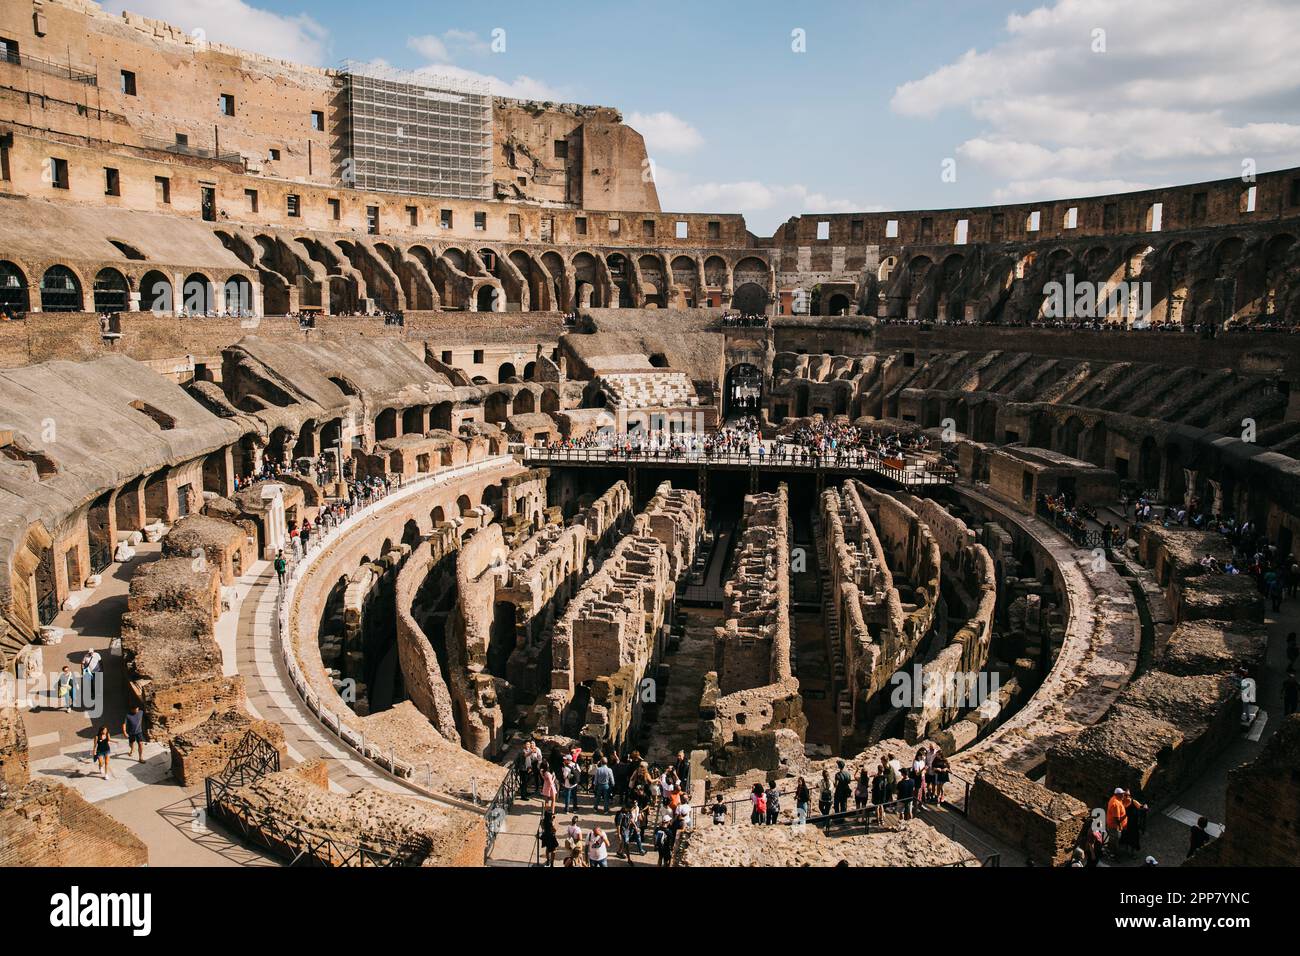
[0,705,149,866]
[704,484,806,773]
[0,0,1296,873]
[547,483,702,752]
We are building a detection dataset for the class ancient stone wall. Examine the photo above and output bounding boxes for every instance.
[169,711,287,788]
[0,780,149,867]
[707,484,805,761]
[121,555,244,742]
[968,767,1089,867]
[1045,618,1265,805]
[547,482,699,751]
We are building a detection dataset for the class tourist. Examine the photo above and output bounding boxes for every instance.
[1188,816,1213,858]
[274,549,287,587]
[540,763,558,813]
[932,750,950,804]
[711,794,728,826]
[122,705,146,763]
[628,800,646,854]
[750,782,766,824]
[93,725,113,779]
[871,760,890,826]
[654,820,673,867]
[1120,791,1148,855]
[817,769,833,819]
[896,770,917,820]
[764,781,780,825]
[1105,788,1128,858]
[673,749,689,787]
[658,766,680,809]
[592,757,614,813]
[675,795,693,831]
[587,827,610,867]
[615,803,639,858]
[795,776,811,826]
[561,755,580,812]
[56,665,75,713]
[854,766,871,812]
[832,759,852,817]
[539,810,559,866]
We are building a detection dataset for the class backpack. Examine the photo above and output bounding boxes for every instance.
[755,793,767,813]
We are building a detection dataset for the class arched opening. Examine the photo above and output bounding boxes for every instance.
[224,275,254,315]
[431,506,445,526]
[498,363,518,384]
[725,363,763,419]
[140,270,173,313]
[825,292,851,316]
[456,494,472,516]
[93,268,129,313]
[476,285,497,313]
[513,390,536,414]
[40,265,82,312]
[375,408,398,441]
[182,273,215,314]
[0,260,30,316]
[402,519,421,548]
[732,282,769,316]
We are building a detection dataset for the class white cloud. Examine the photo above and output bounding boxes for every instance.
[991,177,1155,203]
[653,166,870,232]
[893,0,1300,192]
[407,30,492,63]
[627,112,704,155]
[101,0,329,65]
[403,31,566,101]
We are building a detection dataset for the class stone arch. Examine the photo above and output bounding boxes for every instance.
[224,274,254,315]
[92,267,130,313]
[139,270,173,313]
[0,260,30,315]
[40,264,83,312]
[182,272,215,314]
[498,363,518,384]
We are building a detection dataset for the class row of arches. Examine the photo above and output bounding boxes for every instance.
[0,260,254,315]
[877,229,1300,327]
[215,227,776,316]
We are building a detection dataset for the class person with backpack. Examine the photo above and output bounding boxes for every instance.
[833,760,852,819]
[711,794,727,826]
[817,769,833,822]
[871,761,890,826]
[750,782,766,825]
[654,822,673,867]
[274,550,287,587]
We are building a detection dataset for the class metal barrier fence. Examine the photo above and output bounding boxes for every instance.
[268,457,514,805]
[523,446,955,485]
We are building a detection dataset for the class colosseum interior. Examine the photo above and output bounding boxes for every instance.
[1,0,1298,890]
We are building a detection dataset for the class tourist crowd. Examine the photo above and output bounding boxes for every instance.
[518,741,694,866]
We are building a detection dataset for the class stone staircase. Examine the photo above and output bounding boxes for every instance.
[600,371,697,409]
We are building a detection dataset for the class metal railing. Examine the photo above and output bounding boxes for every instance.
[36,590,57,627]
[0,49,97,85]
[523,446,955,486]
[484,765,521,863]
[269,457,515,803]
[135,134,243,165]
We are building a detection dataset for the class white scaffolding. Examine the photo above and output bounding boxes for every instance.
[338,60,493,200]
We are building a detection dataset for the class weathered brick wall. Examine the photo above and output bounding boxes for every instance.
[169,711,287,787]
[0,705,29,791]
[968,767,1089,867]
[0,781,148,867]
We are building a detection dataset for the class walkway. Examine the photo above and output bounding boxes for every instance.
[20,543,278,866]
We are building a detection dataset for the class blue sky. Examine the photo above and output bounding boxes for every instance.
[106,0,1300,234]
